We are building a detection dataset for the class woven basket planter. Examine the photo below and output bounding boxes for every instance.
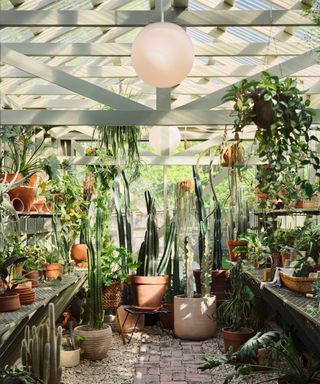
[279,271,315,294]
[103,281,124,310]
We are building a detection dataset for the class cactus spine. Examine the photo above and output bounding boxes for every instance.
[20,303,62,384]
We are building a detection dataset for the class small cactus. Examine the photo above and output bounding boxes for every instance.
[20,303,62,384]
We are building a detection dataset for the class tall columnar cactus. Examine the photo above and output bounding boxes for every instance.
[227,189,250,241]
[183,236,194,298]
[200,222,213,297]
[21,303,62,384]
[85,206,104,329]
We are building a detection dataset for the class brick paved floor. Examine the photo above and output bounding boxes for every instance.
[133,338,215,384]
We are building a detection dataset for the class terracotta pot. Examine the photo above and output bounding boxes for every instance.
[272,252,281,267]
[174,295,217,341]
[159,303,174,330]
[13,285,36,305]
[23,270,39,288]
[0,292,21,312]
[281,252,297,268]
[60,348,80,368]
[4,173,37,212]
[295,200,304,209]
[14,265,23,277]
[74,324,112,360]
[44,263,61,279]
[116,305,145,333]
[31,195,50,213]
[129,275,168,309]
[226,240,248,262]
[220,143,244,167]
[193,269,231,306]
[256,187,269,202]
[71,244,88,265]
[222,327,255,352]
[103,281,124,310]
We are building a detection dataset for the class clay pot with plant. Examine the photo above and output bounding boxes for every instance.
[172,178,217,341]
[0,255,30,312]
[102,245,140,310]
[192,166,231,305]
[130,192,175,309]
[43,248,61,280]
[222,73,320,204]
[217,258,255,352]
[74,207,112,360]
[0,126,48,212]
[23,244,46,288]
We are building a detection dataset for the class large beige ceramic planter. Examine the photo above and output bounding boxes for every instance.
[74,324,112,360]
[174,295,217,341]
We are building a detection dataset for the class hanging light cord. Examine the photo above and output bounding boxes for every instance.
[160,0,164,22]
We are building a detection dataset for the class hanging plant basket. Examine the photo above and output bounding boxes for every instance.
[220,143,244,167]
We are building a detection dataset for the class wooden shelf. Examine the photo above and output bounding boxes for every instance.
[254,208,320,216]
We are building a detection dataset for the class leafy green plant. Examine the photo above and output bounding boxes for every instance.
[223,72,320,202]
[235,231,272,266]
[0,367,44,384]
[85,206,104,329]
[137,191,176,277]
[0,126,45,178]
[217,259,254,332]
[101,245,140,286]
[24,245,47,271]
[200,331,320,384]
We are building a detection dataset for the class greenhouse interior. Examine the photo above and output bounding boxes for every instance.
[0,0,320,383]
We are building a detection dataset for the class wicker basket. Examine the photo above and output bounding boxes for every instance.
[279,271,315,294]
[302,195,320,209]
[103,281,124,310]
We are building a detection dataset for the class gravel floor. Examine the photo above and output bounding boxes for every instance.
[62,326,278,384]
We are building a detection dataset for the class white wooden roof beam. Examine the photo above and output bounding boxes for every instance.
[0,10,315,27]
[177,47,320,110]
[1,45,151,111]
[2,41,312,56]
[2,109,320,126]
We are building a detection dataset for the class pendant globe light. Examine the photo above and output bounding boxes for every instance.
[131,2,194,88]
[149,126,181,154]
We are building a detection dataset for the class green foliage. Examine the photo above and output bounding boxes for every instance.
[0,126,45,178]
[137,192,175,277]
[200,331,320,384]
[217,259,254,332]
[236,231,272,266]
[223,72,320,203]
[0,367,44,384]
[101,244,140,286]
[24,245,47,271]
[85,207,104,329]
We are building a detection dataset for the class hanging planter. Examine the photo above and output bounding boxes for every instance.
[220,142,244,168]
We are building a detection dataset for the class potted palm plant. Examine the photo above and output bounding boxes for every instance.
[74,207,112,360]
[217,258,255,352]
[129,191,176,309]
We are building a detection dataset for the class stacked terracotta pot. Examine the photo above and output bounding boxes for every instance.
[13,284,36,305]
